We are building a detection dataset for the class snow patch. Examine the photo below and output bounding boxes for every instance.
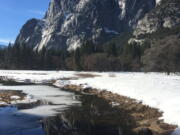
[0,101,8,106]
[104,28,119,35]
[11,94,38,104]
[156,0,162,5]
[111,102,120,107]
[10,96,20,100]
[54,80,70,88]
[20,105,67,117]
[118,0,126,18]
[67,36,82,51]
[62,15,75,31]
[25,37,30,43]
[76,0,90,11]
[37,28,52,51]
[0,70,76,84]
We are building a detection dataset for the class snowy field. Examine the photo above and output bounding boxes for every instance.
[0,70,76,83]
[0,70,180,134]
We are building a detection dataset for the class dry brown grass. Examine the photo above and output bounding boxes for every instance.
[0,90,26,104]
[74,73,101,78]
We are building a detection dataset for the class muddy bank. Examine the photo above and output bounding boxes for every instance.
[56,83,177,135]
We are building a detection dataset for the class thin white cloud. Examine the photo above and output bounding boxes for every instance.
[0,38,14,44]
[28,10,45,16]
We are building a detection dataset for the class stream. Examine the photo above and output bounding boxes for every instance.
[0,84,136,135]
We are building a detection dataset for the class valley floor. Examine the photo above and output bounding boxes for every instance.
[0,70,180,134]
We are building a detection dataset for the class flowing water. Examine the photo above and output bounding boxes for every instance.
[0,84,136,135]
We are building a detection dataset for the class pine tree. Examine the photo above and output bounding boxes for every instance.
[74,48,82,70]
[105,43,117,56]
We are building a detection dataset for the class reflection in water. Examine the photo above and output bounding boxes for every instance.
[0,84,80,135]
[42,95,136,135]
[0,83,137,135]
[0,106,45,135]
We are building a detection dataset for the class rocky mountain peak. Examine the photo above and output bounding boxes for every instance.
[15,0,156,51]
[45,0,61,22]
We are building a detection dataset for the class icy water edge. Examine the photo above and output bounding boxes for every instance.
[0,84,136,135]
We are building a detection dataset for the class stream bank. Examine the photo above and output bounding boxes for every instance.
[54,82,177,135]
[0,71,179,135]
[0,83,139,135]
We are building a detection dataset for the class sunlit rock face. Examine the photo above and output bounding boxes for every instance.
[15,0,155,51]
[133,0,180,38]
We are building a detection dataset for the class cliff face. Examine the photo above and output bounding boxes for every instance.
[15,0,156,51]
[131,0,180,43]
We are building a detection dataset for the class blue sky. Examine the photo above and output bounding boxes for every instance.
[0,0,50,45]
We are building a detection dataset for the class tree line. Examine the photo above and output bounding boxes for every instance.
[0,27,179,73]
[0,39,143,71]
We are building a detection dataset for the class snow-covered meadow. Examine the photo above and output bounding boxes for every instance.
[0,70,76,83]
[0,70,180,134]
[68,73,180,124]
